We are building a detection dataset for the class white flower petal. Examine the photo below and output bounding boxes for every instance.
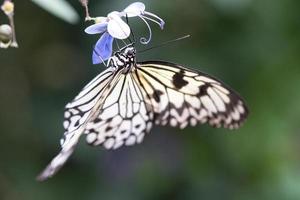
[107,11,122,18]
[143,11,165,29]
[123,2,145,17]
[85,22,108,34]
[107,14,130,39]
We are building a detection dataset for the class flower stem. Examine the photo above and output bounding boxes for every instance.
[79,0,92,21]
[1,0,18,47]
[8,10,17,47]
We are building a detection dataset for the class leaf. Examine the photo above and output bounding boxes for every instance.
[31,0,80,24]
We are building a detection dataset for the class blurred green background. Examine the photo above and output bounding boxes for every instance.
[1,0,300,199]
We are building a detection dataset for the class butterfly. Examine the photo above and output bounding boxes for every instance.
[37,44,249,181]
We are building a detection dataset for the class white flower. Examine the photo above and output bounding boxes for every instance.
[85,2,165,41]
[84,2,165,65]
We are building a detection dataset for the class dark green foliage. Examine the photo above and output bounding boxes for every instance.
[0,0,299,199]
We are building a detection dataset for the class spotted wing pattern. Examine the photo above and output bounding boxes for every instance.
[84,73,153,149]
[135,61,248,129]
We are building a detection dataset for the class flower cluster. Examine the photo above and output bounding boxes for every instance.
[84,2,165,65]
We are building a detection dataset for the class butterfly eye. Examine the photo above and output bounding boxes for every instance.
[127,49,133,55]
[125,47,135,56]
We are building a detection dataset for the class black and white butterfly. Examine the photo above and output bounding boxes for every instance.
[37,44,248,181]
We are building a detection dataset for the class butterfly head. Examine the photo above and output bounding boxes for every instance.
[123,46,136,59]
[117,43,136,58]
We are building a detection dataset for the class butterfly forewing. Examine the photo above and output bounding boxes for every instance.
[62,68,115,146]
[136,61,248,129]
[37,67,119,181]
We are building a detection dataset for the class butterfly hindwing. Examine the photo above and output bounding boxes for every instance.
[135,61,248,129]
[84,73,154,149]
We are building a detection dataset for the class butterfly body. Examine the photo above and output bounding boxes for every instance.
[37,44,248,181]
[108,46,136,73]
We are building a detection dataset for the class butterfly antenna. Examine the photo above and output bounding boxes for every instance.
[92,46,108,67]
[138,35,191,53]
[126,14,136,44]
[130,27,136,44]
[121,14,133,45]
[116,40,121,51]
